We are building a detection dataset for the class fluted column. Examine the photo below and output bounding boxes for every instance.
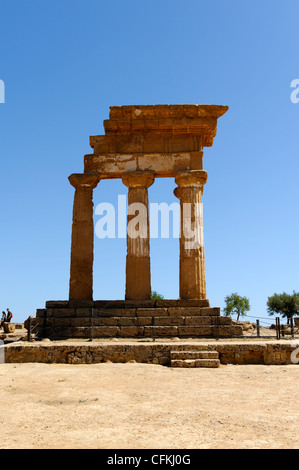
[174,170,208,300]
[68,173,100,301]
[122,171,155,299]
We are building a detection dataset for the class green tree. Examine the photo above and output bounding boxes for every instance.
[223,293,250,321]
[267,291,299,324]
[151,291,164,300]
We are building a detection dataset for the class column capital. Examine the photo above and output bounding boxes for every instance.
[175,170,208,188]
[69,173,100,190]
[122,171,155,189]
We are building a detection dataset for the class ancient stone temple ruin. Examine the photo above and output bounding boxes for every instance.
[36,105,243,339]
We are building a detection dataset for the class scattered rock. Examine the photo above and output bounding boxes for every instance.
[24,316,37,330]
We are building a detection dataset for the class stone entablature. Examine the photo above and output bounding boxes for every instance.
[85,104,228,178]
[91,104,228,152]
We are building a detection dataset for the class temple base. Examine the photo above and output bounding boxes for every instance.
[35,300,243,339]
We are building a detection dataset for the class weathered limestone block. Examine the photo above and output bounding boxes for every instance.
[199,307,221,316]
[219,325,243,336]
[98,317,129,326]
[69,299,94,308]
[143,326,178,337]
[177,299,210,307]
[51,308,76,317]
[123,300,156,308]
[3,323,15,333]
[75,308,92,317]
[167,307,220,316]
[94,317,122,326]
[95,316,153,327]
[263,344,297,365]
[178,326,213,336]
[97,300,127,308]
[118,326,144,337]
[155,316,185,326]
[94,317,136,326]
[212,316,232,325]
[24,316,38,330]
[36,309,48,318]
[136,308,168,317]
[155,299,179,307]
[242,321,254,331]
[136,317,154,326]
[184,316,231,325]
[217,344,266,365]
[53,317,72,327]
[70,318,91,327]
[58,327,91,339]
[92,326,119,338]
[45,301,69,308]
[84,153,202,178]
[93,308,137,317]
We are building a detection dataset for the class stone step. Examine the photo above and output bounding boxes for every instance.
[39,324,243,339]
[36,306,221,319]
[45,299,211,309]
[170,344,212,351]
[170,358,220,368]
[38,315,231,328]
[167,307,220,317]
[170,350,219,360]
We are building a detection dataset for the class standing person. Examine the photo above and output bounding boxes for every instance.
[1,311,6,327]
[6,308,13,322]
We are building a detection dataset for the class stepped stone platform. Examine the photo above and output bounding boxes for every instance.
[3,339,299,366]
[170,348,220,368]
[35,299,243,340]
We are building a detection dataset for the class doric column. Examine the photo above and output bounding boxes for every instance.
[122,171,155,299]
[174,170,208,300]
[68,173,100,301]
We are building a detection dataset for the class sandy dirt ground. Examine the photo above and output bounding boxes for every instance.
[0,362,298,449]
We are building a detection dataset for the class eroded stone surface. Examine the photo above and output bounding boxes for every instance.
[34,305,242,339]
[4,341,298,366]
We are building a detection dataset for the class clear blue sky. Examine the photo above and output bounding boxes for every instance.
[0,0,298,323]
